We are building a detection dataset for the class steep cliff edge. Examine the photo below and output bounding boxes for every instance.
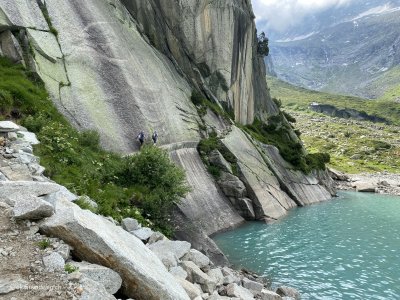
[0,0,335,264]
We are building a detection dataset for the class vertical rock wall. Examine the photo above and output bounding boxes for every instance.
[121,0,279,124]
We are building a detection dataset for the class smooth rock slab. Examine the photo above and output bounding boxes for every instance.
[0,275,28,295]
[39,198,190,300]
[71,261,122,294]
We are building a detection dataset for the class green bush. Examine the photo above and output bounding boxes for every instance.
[191,90,204,106]
[37,238,51,249]
[64,263,79,274]
[78,130,100,151]
[0,89,13,116]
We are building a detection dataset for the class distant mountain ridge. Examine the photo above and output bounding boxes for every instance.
[268,6,400,99]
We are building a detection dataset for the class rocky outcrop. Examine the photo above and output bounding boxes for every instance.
[309,103,388,124]
[122,0,277,124]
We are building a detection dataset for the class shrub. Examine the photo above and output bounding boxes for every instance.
[37,238,51,249]
[191,90,204,106]
[78,130,100,151]
[64,263,79,274]
[283,111,296,123]
[257,31,269,57]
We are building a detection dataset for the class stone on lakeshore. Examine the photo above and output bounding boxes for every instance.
[223,275,240,285]
[225,283,254,300]
[242,277,263,294]
[209,150,233,174]
[181,261,216,294]
[40,198,190,300]
[132,227,153,241]
[260,288,282,300]
[0,121,19,133]
[170,266,188,280]
[71,261,122,294]
[0,275,28,295]
[42,252,65,272]
[182,249,210,269]
[12,195,54,220]
[207,268,224,286]
[79,277,117,300]
[121,217,141,232]
[276,286,300,300]
[355,181,377,193]
[176,278,202,299]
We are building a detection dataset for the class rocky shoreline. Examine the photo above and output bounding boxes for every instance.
[0,120,300,300]
[330,169,400,196]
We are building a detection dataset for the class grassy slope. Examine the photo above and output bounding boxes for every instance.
[267,75,400,126]
[268,76,400,173]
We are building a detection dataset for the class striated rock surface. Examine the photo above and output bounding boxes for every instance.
[122,0,278,124]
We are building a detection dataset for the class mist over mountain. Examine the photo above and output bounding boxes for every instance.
[264,0,400,98]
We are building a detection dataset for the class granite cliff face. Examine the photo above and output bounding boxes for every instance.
[0,0,334,263]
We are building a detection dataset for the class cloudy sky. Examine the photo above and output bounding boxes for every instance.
[252,0,353,33]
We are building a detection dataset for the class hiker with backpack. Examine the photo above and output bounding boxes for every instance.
[137,131,145,147]
[152,130,158,145]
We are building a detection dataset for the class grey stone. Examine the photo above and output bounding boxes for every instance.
[67,271,82,282]
[0,275,28,295]
[207,268,224,286]
[0,0,49,30]
[12,195,54,220]
[7,131,17,141]
[182,249,210,269]
[0,30,23,63]
[355,181,377,192]
[0,121,19,132]
[242,277,263,294]
[0,181,62,204]
[275,286,300,300]
[132,227,153,241]
[42,252,65,271]
[176,278,202,300]
[223,275,240,285]
[40,198,189,300]
[55,244,71,260]
[226,283,254,300]
[209,150,233,174]
[16,131,40,145]
[149,240,191,261]
[121,217,141,232]
[71,261,122,294]
[181,261,216,294]
[260,289,282,300]
[147,231,166,244]
[79,277,117,300]
[170,266,188,280]
[218,172,247,198]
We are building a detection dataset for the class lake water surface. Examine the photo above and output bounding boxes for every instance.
[213,191,400,299]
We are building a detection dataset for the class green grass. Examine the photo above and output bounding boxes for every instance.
[37,238,51,250]
[268,75,400,126]
[64,263,79,274]
[0,58,189,235]
[267,75,400,173]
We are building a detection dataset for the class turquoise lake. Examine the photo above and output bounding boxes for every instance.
[213,191,400,299]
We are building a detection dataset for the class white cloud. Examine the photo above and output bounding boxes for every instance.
[252,0,353,33]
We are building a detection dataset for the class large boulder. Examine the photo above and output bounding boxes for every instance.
[355,181,377,193]
[39,198,190,300]
[225,283,254,300]
[0,121,19,132]
[217,172,247,198]
[12,194,54,220]
[181,261,216,294]
[148,240,191,269]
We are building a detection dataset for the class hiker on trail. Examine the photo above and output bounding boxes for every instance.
[137,131,145,147]
[152,130,158,145]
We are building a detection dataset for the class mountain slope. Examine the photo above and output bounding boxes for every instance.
[269,9,400,98]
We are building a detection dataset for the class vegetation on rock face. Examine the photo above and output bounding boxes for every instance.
[242,115,329,173]
[0,58,189,235]
[190,90,234,121]
[268,75,400,173]
[257,31,269,57]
